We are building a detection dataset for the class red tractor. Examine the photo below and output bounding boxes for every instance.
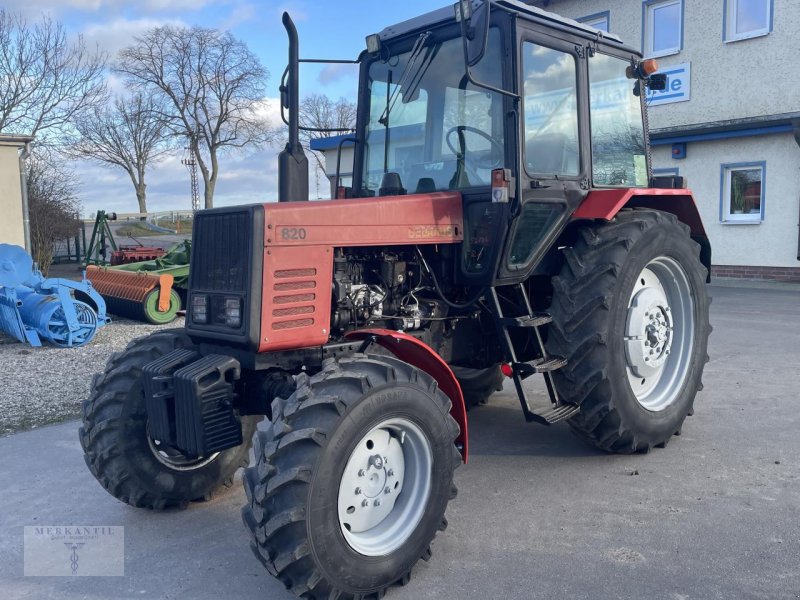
[81,1,711,598]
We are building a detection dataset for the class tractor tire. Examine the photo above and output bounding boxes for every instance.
[80,329,259,510]
[242,353,461,599]
[451,364,504,409]
[546,209,710,454]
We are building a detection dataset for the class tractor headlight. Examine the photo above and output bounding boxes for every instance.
[191,295,208,324]
[224,296,242,328]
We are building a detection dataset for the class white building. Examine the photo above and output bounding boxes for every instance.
[529,0,800,282]
[0,135,33,249]
[314,0,800,282]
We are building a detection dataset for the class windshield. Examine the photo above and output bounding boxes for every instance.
[588,53,648,187]
[362,28,505,195]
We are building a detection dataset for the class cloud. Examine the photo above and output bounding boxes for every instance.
[317,62,358,86]
[82,17,185,58]
[218,2,257,31]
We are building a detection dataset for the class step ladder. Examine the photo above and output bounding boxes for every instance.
[490,284,579,425]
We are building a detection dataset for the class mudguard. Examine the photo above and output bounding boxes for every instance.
[345,329,469,463]
[573,188,711,275]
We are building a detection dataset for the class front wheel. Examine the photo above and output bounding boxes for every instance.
[80,330,258,509]
[242,354,461,599]
[546,209,711,453]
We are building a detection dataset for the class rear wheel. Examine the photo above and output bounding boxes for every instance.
[451,364,504,409]
[546,209,710,453]
[242,354,461,599]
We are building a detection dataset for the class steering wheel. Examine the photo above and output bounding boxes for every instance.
[445,126,504,170]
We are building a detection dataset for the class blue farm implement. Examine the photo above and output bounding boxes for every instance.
[0,244,109,347]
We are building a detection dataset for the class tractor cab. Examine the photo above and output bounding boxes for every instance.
[285,0,666,285]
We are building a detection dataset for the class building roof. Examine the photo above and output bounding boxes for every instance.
[0,134,34,147]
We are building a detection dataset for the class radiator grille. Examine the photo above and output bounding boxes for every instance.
[192,211,250,292]
[270,268,319,331]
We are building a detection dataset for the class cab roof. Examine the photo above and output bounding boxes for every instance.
[377,0,625,45]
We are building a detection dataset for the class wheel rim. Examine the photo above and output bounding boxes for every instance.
[147,433,219,471]
[337,417,432,556]
[624,256,695,411]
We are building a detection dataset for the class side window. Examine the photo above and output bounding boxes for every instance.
[724,0,772,42]
[588,53,648,187]
[643,0,683,58]
[522,42,580,177]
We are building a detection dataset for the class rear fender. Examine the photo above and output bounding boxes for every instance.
[572,188,711,277]
[345,329,468,463]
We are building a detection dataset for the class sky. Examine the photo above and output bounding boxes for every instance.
[5,0,448,215]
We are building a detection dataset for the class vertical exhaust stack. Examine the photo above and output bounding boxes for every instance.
[278,12,309,202]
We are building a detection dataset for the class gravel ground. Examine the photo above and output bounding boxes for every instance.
[0,317,184,436]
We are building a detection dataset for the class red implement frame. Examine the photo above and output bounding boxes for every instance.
[345,329,469,463]
[86,266,174,312]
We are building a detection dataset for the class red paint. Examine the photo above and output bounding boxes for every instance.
[573,188,707,238]
[264,192,464,247]
[500,363,514,378]
[258,192,464,353]
[345,329,469,463]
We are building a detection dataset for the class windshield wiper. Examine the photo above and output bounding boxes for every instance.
[378,31,432,127]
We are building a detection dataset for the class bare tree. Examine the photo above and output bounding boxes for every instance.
[298,94,356,197]
[0,10,106,143]
[71,93,170,214]
[26,151,82,275]
[116,26,272,208]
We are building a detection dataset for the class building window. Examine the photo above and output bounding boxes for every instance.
[720,162,765,223]
[724,0,772,42]
[642,0,683,58]
[579,11,610,33]
[653,167,680,176]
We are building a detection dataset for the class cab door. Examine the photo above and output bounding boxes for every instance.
[496,24,590,283]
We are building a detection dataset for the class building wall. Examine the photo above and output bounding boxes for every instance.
[537,0,800,128]
[653,134,800,268]
[0,144,25,247]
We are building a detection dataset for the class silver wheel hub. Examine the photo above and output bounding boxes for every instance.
[623,258,696,412]
[625,286,673,376]
[337,418,432,556]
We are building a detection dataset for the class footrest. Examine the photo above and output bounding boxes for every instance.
[527,403,580,426]
[500,313,553,328]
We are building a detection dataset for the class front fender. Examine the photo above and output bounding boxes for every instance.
[345,329,468,463]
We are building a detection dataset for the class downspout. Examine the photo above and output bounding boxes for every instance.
[793,120,800,261]
[19,141,32,252]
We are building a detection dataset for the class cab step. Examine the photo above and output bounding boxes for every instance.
[500,313,553,328]
[513,357,567,377]
[525,402,580,426]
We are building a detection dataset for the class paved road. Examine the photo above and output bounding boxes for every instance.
[2,284,799,600]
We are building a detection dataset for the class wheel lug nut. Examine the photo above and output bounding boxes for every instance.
[374,499,381,507]
[355,487,361,495]
[362,499,369,507]
[384,486,391,494]
[387,469,394,477]
[358,469,365,477]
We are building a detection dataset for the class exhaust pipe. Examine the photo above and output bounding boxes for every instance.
[278,12,309,202]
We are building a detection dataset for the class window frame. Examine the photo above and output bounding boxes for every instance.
[578,11,610,33]
[719,161,766,224]
[642,0,684,58]
[723,0,773,43]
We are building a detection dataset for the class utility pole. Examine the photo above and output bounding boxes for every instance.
[182,135,200,212]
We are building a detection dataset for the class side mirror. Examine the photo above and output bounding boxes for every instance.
[456,0,490,67]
